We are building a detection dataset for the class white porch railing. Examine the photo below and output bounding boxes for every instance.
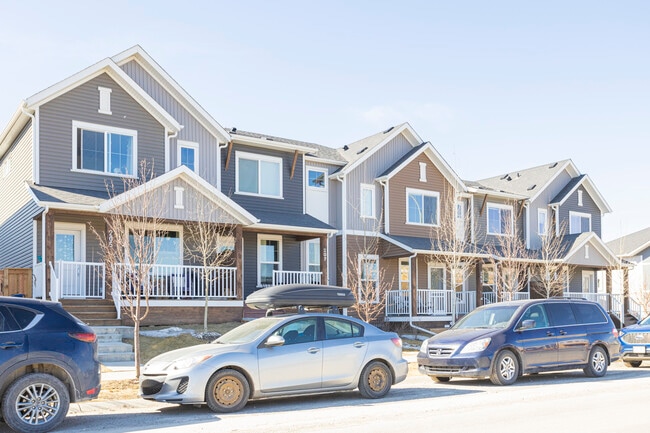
[55,261,105,299]
[386,290,411,316]
[562,292,610,311]
[483,291,530,305]
[112,263,237,299]
[384,289,477,317]
[628,297,644,321]
[272,270,322,286]
[48,262,60,303]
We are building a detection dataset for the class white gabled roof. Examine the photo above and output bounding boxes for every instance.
[111,45,231,143]
[563,232,619,267]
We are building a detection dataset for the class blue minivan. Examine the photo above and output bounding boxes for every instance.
[418,299,620,385]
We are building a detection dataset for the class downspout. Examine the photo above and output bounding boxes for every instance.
[408,252,435,336]
[166,129,179,173]
[41,206,49,300]
[336,173,347,286]
[551,204,560,237]
[378,179,389,234]
[524,202,530,249]
[217,140,229,191]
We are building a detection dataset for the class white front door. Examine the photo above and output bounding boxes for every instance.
[54,223,85,298]
[582,271,595,294]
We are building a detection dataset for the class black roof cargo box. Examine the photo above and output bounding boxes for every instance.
[245,284,355,310]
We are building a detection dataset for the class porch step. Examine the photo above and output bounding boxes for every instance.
[93,326,135,364]
[61,299,120,326]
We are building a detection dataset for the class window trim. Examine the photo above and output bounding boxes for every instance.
[306,167,328,191]
[427,263,446,290]
[537,208,548,236]
[258,234,283,287]
[71,120,138,178]
[487,203,514,236]
[360,183,376,219]
[97,86,112,115]
[569,211,592,234]
[177,140,199,173]
[123,222,184,265]
[304,239,320,273]
[406,188,440,227]
[235,151,283,199]
[358,254,379,303]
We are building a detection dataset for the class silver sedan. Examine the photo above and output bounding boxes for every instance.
[140,313,408,412]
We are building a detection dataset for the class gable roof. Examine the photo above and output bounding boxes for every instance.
[229,129,327,154]
[561,232,619,266]
[376,142,466,191]
[111,45,231,143]
[549,174,612,213]
[606,227,650,257]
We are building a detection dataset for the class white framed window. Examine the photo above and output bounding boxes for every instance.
[98,87,112,115]
[306,168,327,190]
[428,264,446,290]
[305,239,320,273]
[125,222,183,267]
[407,188,440,226]
[399,258,410,290]
[487,203,514,236]
[178,141,199,172]
[72,121,137,176]
[358,254,379,303]
[569,211,591,234]
[419,162,427,182]
[360,184,375,219]
[538,208,548,235]
[236,151,282,198]
[577,190,583,206]
[258,234,282,287]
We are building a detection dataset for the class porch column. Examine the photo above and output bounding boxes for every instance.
[44,210,55,299]
[411,255,418,317]
[235,225,243,300]
[606,269,613,312]
[623,267,630,314]
[319,234,328,285]
[475,260,483,307]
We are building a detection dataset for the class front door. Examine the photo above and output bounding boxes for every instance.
[54,223,85,298]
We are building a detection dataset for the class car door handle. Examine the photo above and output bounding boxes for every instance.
[307,347,320,354]
[559,330,567,335]
[0,342,23,349]
[353,342,366,348]
[546,332,554,337]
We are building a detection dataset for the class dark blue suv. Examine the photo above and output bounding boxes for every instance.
[0,296,101,432]
[619,315,650,367]
[418,299,620,385]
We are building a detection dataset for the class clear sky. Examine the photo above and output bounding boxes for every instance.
[1,1,648,241]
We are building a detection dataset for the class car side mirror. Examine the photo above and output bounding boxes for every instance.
[265,335,286,347]
[518,319,536,331]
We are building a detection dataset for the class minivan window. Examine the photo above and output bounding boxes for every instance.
[519,304,550,328]
[572,303,606,324]
[546,302,577,326]
[454,305,519,329]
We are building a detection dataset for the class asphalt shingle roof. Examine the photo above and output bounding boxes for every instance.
[474,160,572,198]
[606,227,650,256]
[29,184,109,207]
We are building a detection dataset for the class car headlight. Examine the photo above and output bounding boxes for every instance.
[168,355,213,371]
[419,340,429,353]
[459,338,491,354]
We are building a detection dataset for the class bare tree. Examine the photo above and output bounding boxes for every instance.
[91,160,167,378]
[631,284,650,318]
[185,195,236,333]
[531,220,574,298]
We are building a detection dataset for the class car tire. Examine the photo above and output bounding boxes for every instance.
[1,373,70,433]
[624,360,642,368]
[358,361,392,399]
[583,346,608,377]
[205,369,250,413]
[432,376,451,383]
[490,350,519,386]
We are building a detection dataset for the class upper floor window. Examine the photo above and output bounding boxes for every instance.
[360,184,375,218]
[236,151,282,198]
[569,211,591,234]
[407,188,439,226]
[73,121,136,176]
[538,208,547,235]
[307,168,327,189]
[178,141,199,172]
[487,203,513,236]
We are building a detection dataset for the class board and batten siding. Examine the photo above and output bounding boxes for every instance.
[528,170,573,249]
[220,143,303,215]
[558,186,602,237]
[345,134,413,231]
[39,73,166,193]
[0,122,41,268]
[120,60,221,186]
[387,153,453,238]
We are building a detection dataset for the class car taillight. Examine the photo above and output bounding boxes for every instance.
[69,332,97,343]
[612,328,619,338]
[391,337,402,348]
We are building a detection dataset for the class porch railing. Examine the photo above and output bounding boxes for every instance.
[628,297,644,321]
[32,262,44,299]
[385,290,410,316]
[384,289,477,317]
[112,263,237,299]
[483,291,530,305]
[272,270,322,286]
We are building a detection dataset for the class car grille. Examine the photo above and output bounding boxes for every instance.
[428,346,455,357]
[141,379,164,396]
[422,365,463,374]
[621,332,650,344]
[177,377,189,394]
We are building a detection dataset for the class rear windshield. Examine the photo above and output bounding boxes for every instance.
[454,305,519,329]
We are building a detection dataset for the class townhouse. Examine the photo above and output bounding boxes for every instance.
[0,46,634,327]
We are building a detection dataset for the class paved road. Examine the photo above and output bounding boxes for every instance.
[5,362,647,433]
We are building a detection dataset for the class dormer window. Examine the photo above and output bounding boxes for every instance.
[98,87,112,115]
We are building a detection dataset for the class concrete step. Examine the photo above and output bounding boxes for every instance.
[98,351,135,363]
[99,341,134,354]
[85,318,123,327]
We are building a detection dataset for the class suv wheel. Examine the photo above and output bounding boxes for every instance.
[490,350,519,385]
[584,346,608,377]
[1,373,70,433]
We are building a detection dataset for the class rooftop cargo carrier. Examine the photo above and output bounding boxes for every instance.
[245,284,355,310]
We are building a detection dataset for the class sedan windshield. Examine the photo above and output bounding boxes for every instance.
[214,317,283,344]
[454,305,520,329]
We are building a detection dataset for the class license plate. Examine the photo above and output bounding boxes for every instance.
[633,346,647,354]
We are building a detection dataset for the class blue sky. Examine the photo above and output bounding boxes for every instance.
[1,1,648,241]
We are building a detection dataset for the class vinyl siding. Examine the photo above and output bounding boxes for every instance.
[346,134,413,230]
[0,122,40,268]
[558,187,602,237]
[120,60,221,186]
[221,143,303,214]
[473,195,525,246]
[387,153,453,237]
[528,170,572,249]
[39,73,166,192]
